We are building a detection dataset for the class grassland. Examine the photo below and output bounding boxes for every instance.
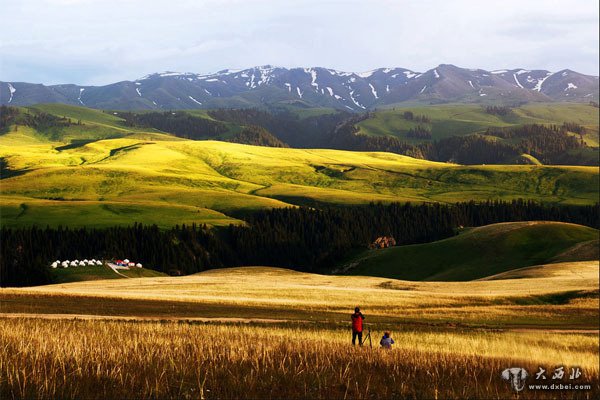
[49,264,166,283]
[360,102,600,145]
[2,136,598,228]
[1,103,598,228]
[1,262,598,399]
[1,318,597,399]
[3,261,599,327]
[343,221,599,280]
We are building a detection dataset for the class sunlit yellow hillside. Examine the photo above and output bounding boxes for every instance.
[1,130,598,227]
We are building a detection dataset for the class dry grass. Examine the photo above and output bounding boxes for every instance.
[1,264,598,398]
[4,263,598,327]
[1,318,598,399]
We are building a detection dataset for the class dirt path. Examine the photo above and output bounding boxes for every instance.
[0,312,287,324]
[106,263,131,278]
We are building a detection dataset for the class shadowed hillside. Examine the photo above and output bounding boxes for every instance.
[343,221,599,281]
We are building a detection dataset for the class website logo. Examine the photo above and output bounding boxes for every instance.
[501,367,528,392]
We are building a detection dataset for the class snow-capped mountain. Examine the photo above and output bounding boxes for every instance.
[1,65,598,110]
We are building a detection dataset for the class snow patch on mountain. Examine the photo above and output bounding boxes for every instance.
[434,69,440,78]
[513,74,524,88]
[369,83,378,99]
[468,80,475,89]
[188,95,202,105]
[533,72,553,92]
[386,84,390,93]
[7,83,16,103]
[326,87,334,96]
[564,83,578,91]
[285,83,291,92]
[78,88,85,105]
[296,87,303,98]
[328,69,352,77]
[357,69,376,78]
[404,71,417,79]
[309,69,319,91]
[349,90,365,109]
[136,88,142,97]
[419,85,427,94]
[491,70,508,74]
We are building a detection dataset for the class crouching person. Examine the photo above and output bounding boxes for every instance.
[380,331,394,349]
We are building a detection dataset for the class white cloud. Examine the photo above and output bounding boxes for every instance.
[0,0,597,85]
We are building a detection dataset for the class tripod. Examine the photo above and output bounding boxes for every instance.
[360,328,372,348]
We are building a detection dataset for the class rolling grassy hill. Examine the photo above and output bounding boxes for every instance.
[1,103,598,228]
[342,221,599,281]
[359,102,600,144]
[3,261,599,328]
[1,134,598,228]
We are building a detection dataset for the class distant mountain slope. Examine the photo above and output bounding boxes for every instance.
[2,65,598,111]
[343,221,599,281]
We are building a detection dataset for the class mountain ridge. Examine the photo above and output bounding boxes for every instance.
[2,64,598,111]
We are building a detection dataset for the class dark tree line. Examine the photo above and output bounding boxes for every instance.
[324,115,427,158]
[229,125,288,147]
[421,135,516,164]
[402,111,431,123]
[406,126,432,139]
[208,107,351,147]
[484,105,512,116]
[562,122,587,135]
[482,124,586,164]
[0,106,75,132]
[2,200,598,287]
[0,106,20,131]
[119,111,229,140]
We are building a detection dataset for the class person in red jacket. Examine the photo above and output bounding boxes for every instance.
[351,307,365,346]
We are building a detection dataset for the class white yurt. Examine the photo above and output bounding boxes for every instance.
[123,259,130,264]
[90,258,96,263]
[55,260,61,264]
[51,262,58,268]
[70,261,77,267]
[128,262,135,267]
[79,261,86,266]
[83,259,88,263]
[136,263,143,268]
[96,260,103,265]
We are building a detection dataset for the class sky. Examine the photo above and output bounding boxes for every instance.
[0,0,598,85]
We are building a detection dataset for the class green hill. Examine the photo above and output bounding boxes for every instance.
[360,103,599,145]
[342,222,599,281]
[1,104,598,228]
[49,264,167,284]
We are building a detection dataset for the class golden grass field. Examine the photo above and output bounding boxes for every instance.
[1,263,598,399]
